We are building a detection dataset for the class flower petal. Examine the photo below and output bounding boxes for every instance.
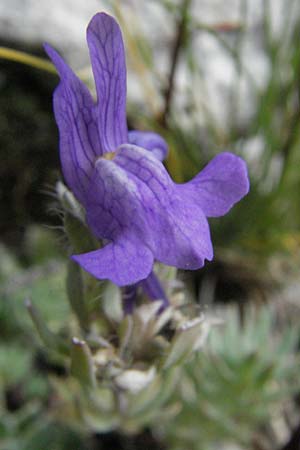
[72,234,154,286]
[74,145,213,284]
[87,13,128,153]
[181,152,249,217]
[128,130,168,161]
[84,157,150,242]
[44,43,100,204]
[72,157,154,284]
[115,145,213,270]
[168,189,213,268]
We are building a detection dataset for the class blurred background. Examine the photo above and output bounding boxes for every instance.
[1,0,300,449]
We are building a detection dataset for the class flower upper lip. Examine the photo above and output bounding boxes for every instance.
[45,12,249,287]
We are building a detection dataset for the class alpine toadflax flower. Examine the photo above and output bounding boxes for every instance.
[45,13,249,287]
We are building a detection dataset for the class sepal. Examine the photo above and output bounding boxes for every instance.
[66,260,90,331]
[25,298,69,355]
[70,337,96,388]
[163,315,211,369]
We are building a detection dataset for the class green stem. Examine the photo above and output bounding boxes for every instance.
[0,46,57,74]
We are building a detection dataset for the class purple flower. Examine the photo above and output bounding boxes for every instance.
[45,12,249,287]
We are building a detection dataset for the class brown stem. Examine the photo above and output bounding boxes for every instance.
[160,0,192,126]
